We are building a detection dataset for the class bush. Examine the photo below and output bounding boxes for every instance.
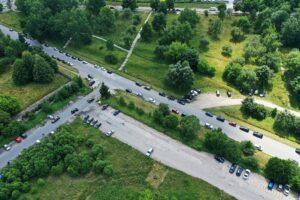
[197,58,215,77]
[241,157,259,171]
[104,54,118,64]
[222,45,232,57]
[241,97,268,120]
[41,101,53,114]
[199,37,209,51]
[136,107,145,115]
[103,165,114,176]
[163,115,179,129]
[37,178,45,187]
[240,141,255,156]
[51,164,64,176]
[93,159,109,174]
[118,97,127,106]
[128,101,135,110]
[133,14,141,25]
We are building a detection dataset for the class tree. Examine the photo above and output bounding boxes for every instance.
[197,58,215,77]
[158,103,170,116]
[154,45,168,59]
[165,0,174,11]
[256,52,281,72]
[222,45,232,57]
[178,8,200,28]
[241,97,268,120]
[0,3,3,12]
[240,141,255,156]
[231,27,244,42]
[223,62,243,85]
[270,10,289,31]
[255,65,273,89]
[122,0,137,11]
[12,59,30,85]
[32,55,55,84]
[208,19,222,39]
[153,109,164,124]
[265,157,298,184]
[141,22,153,42]
[86,0,106,15]
[262,26,281,52]
[166,41,188,62]
[123,34,131,48]
[0,109,11,128]
[105,53,118,64]
[106,40,114,51]
[150,0,159,10]
[199,37,209,51]
[232,17,251,33]
[103,165,114,176]
[217,3,226,20]
[0,95,21,115]
[158,22,193,45]
[234,0,259,13]
[180,115,200,139]
[236,69,258,91]
[281,16,300,48]
[165,61,194,91]
[100,82,111,99]
[163,115,179,129]
[179,48,199,71]
[93,159,109,174]
[152,13,166,33]
[157,2,167,14]
[97,7,116,34]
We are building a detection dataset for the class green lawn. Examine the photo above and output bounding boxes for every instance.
[23,119,234,200]
[0,67,69,109]
[205,105,300,148]
[65,37,127,70]
[0,11,22,31]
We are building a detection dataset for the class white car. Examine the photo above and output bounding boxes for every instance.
[36,140,41,144]
[82,61,88,64]
[148,98,156,104]
[3,144,11,151]
[255,144,263,151]
[136,92,143,98]
[50,131,55,135]
[146,148,154,157]
[53,47,58,51]
[105,130,114,137]
[243,169,251,180]
[205,123,213,129]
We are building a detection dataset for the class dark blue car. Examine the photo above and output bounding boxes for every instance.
[268,180,274,190]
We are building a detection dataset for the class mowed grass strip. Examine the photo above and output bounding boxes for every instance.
[0,11,22,31]
[23,119,235,200]
[205,105,300,148]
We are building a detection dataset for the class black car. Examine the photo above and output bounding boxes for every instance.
[240,126,250,132]
[87,98,95,103]
[113,110,121,116]
[84,116,90,123]
[88,74,94,79]
[59,50,63,53]
[216,116,225,122]
[159,92,166,97]
[71,108,79,114]
[229,164,237,174]
[126,89,132,93]
[205,112,214,117]
[102,104,109,110]
[196,89,201,94]
[107,70,113,74]
[65,53,70,57]
[92,120,98,126]
[144,86,151,90]
[253,132,263,139]
[88,80,95,86]
[84,115,89,121]
[296,148,300,155]
[78,57,82,61]
[214,155,225,163]
[51,116,60,124]
[236,166,244,176]
[227,91,232,97]
[71,56,76,59]
[88,117,94,124]
[181,112,187,117]
[184,94,193,100]
[177,99,186,105]
[167,96,175,100]
[135,82,142,87]
[20,133,28,139]
[95,123,102,128]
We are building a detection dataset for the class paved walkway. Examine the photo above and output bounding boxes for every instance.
[92,35,129,53]
[118,11,153,71]
[192,93,300,117]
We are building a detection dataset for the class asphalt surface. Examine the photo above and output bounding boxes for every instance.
[0,25,299,199]
[1,24,300,164]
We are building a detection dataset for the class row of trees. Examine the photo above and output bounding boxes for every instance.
[240,97,268,120]
[204,129,259,171]
[0,124,113,200]
[273,111,300,138]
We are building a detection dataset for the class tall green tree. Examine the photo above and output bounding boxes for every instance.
[141,22,153,42]
[152,12,166,33]
[208,19,222,39]
[12,59,30,85]
[86,0,106,15]
[150,0,159,10]
[255,65,273,89]
[178,8,200,28]
[165,0,174,11]
[32,55,55,84]
[122,0,137,10]
[97,7,116,33]
[100,82,111,99]
[180,115,200,139]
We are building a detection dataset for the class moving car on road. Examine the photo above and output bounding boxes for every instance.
[146,148,154,157]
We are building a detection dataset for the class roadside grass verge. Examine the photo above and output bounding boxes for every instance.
[102,91,271,171]
[0,11,22,31]
[23,118,235,200]
[205,105,300,148]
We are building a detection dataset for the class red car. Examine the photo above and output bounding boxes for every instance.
[171,109,180,115]
[15,136,22,143]
[229,122,237,127]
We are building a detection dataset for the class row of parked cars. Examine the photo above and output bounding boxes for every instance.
[83,115,102,129]
[268,180,290,196]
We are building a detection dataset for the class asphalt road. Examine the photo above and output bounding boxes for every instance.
[1,24,300,164]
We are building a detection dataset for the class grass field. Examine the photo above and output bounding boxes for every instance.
[23,119,234,200]
[205,106,300,148]
[65,37,127,69]
[0,67,69,109]
[0,11,22,31]
[103,91,271,171]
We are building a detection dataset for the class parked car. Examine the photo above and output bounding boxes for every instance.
[113,110,121,116]
[146,148,154,157]
[125,88,132,93]
[253,132,263,139]
[88,74,94,79]
[172,109,180,115]
[205,112,214,117]
[159,92,166,97]
[51,116,60,124]
[277,184,283,192]
[15,137,22,143]
[20,133,27,139]
[216,116,225,122]
[135,82,142,87]
[95,123,102,128]
[181,112,187,117]
[239,126,249,132]
[82,61,88,64]
[296,148,300,155]
[36,140,41,144]
[91,120,98,126]
[229,164,237,174]
[243,169,251,180]
[177,99,185,105]
[87,97,95,103]
[88,80,95,86]
[214,155,225,163]
[3,144,11,151]
[268,180,274,190]
[102,104,109,110]
[71,108,79,114]
[84,115,89,121]
[88,117,94,124]
[148,98,156,104]
[136,92,143,97]
[105,130,114,137]
[255,144,263,151]
[167,96,175,101]
[205,123,213,129]
[283,184,290,196]
[50,131,55,135]
[227,91,232,97]
[216,90,220,97]
[107,70,113,74]
[229,122,237,127]
[144,86,151,90]
[236,166,243,176]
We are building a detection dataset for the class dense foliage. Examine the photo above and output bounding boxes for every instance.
[241,97,268,120]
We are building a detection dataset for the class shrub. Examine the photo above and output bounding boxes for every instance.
[104,54,118,64]
[118,97,127,106]
[103,165,114,176]
[197,58,215,77]
[37,178,45,187]
[222,45,232,57]
[136,107,145,115]
[128,101,135,109]
[241,157,259,171]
